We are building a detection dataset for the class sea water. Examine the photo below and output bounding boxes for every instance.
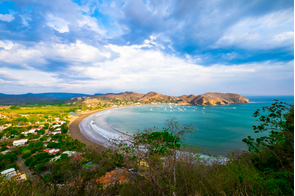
[88,96,293,155]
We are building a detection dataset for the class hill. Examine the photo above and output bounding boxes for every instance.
[177,92,249,105]
[69,91,249,106]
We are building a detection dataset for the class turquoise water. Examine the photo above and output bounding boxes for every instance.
[101,96,293,155]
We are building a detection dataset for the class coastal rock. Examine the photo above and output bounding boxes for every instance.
[181,92,249,106]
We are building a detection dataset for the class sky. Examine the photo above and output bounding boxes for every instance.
[0,0,293,96]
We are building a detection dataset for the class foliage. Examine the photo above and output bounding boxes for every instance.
[243,100,294,195]
[0,152,17,171]
[243,100,293,153]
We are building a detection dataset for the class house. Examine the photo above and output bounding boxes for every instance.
[28,129,37,133]
[49,131,61,135]
[15,172,27,181]
[13,139,28,146]
[0,126,5,131]
[44,148,60,154]
[1,168,16,180]
[71,156,83,161]
[97,168,129,184]
[63,151,77,156]
[51,125,60,128]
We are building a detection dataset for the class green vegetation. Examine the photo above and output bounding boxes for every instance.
[0,100,292,196]
[0,152,18,171]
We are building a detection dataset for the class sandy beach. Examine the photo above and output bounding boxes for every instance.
[68,106,133,153]
[68,109,108,153]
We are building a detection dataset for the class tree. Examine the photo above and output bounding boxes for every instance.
[110,118,196,196]
[242,100,294,195]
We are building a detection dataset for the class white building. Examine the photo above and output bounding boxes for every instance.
[1,168,26,181]
[1,168,16,179]
[13,139,28,146]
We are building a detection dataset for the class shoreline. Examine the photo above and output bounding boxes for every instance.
[68,105,136,153]
[68,108,109,153]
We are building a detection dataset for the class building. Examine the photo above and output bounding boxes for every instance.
[15,172,27,181]
[1,168,16,179]
[13,139,28,146]
[49,131,61,135]
[1,168,26,181]
[44,148,60,154]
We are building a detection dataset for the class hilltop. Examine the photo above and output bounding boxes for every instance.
[68,91,249,106]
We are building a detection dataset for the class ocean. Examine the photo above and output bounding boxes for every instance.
[80,96,294,156]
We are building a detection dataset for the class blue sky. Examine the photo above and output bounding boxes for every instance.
[0,0,293,96]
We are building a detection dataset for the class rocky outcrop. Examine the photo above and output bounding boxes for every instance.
[177,92,249,106]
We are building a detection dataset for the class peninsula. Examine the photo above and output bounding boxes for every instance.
[68,91,249,106]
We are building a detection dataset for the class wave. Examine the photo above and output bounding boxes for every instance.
[79,110,132,147]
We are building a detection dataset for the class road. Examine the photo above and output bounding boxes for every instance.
[16,154,39,183]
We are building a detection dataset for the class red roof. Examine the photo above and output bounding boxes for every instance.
[71,156,83,161]
[52,151,60,155]
[43,149,50,153]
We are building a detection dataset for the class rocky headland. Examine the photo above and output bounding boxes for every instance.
[69,91,249,106]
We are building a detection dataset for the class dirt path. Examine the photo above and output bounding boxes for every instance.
[16,154,39,183]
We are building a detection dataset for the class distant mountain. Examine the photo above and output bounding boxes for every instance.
[0,93,91,105]
[69,91,249,106]
[95,91,144,101]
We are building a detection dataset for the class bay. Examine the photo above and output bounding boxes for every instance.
[93,96,294,155]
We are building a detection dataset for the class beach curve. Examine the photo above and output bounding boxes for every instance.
[68,106,133,153]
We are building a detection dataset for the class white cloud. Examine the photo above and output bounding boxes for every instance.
[214,9,294,50]
[47,14,70,33]
[0,39,293,95]
[0,40,15,50]
[0,14,14,22]
[0,40,112,69]
[77,15,106,35]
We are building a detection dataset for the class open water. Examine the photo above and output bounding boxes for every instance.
[82,96,293,156]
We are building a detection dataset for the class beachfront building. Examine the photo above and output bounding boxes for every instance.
[13,139,28,146]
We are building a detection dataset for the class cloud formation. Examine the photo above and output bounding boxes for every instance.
[0,0,293,95]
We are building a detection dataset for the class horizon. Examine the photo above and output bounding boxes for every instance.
[0,91,294,97]
[0,0,293,95]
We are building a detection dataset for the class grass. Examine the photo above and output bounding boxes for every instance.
[4,105,78,114]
